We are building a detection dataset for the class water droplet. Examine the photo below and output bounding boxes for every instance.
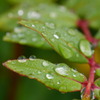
[68,29,76,36]
[55,66,68,76]
[14,27,21,33]
[45,22,55,29]
[29,55,36,60]
[59,44,73,59]
[27,11,41,19]
[59,6,66,12]
[53,34,59,39]
[79,39,93,57]
[20,39,27,43]
[42,61,49,67]
[57,82,60,84]
[18,56,26,63]
[18,10,24,16]
[6,32,10,36]
[38,71,41,74]
[46,74,54,79]
[32,24,35,27]
[73,74,76,77]
[50,12,57,18]
[32,38,37,42]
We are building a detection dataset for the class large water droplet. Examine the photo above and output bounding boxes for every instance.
[45,22,55,29]
[42,61,49,67]
[59,44,73,59]
[18,56,26,63]
[79,39,93,57]
[32,24,35,27]
[46,74,54,79]
[29,55,36,60]
[55,66,68,76]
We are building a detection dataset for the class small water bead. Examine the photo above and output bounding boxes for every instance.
[79,39,93,57]
[18,10,24,16]
[38,71,41,74]
[18,56,26,63]
[53,34,59,39]
[68,29,76,36]
[45,22,55,29]
[6,32,10,36]
[57,82,60,84]
[42,61,49,67]
[55,67,69,76]
[46,74,54,79]
[32,38,37,42]
[27,11,41,19]
[59,6,66,12]
[73,74,76,77]
[49,12,57,18]
[32,24,35,27]
[14,27,21,33]
[20,39,27,43]
[29,55,36,60]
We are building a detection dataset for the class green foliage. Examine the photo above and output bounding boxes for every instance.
[19,20,92,63]
[64,0,100,29]
[3,59,86,92]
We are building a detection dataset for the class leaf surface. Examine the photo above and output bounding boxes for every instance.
[3,59,87,92]
[3,26,51,49]
[0,3,78,31]
[19,20,93,63]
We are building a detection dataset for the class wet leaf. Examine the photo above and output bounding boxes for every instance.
[64,0,100,29]
[0,3,78,31]
[19,20,91,63]
[94,79,100,99]
[3,26,51,49]
[3,59,86,92]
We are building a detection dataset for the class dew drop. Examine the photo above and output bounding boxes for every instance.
[45,22,55,29]
[46,74,54,79]
[42,61,49,67]
[79,39,93,57]
[27,11,41,19]
[29,55,36,60]
[14,27,21,33]
[18,56,26,63]
[38,71,41,74]
[59,44,73,59]
[18,10,24,16]
[32,24,35,27]
[53,34,59,39]
[32,38,37,42]
[57,82,60,84]
[8,13,13,18]
[55,66,68,76]
[68,29,76,36]
[49,12,57,18]
[73,74,76,77]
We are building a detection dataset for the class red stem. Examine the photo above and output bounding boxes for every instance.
[77,19,100,99]
[77,20,98,46]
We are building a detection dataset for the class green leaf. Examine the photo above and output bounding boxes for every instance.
[94,79,100,99]
[3,26,51,49]
[3,59,86,92]
[19,20,91,63]
[65,0,100,29]
[96,68,100,77]
[0,3,78,31]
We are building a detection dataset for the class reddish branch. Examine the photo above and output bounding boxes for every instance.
[77,19,100,100]
[77,20,99,46]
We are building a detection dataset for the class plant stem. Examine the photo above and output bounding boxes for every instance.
[82,57,95,100]
[77,19,100,100]
[77,20,98,46]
